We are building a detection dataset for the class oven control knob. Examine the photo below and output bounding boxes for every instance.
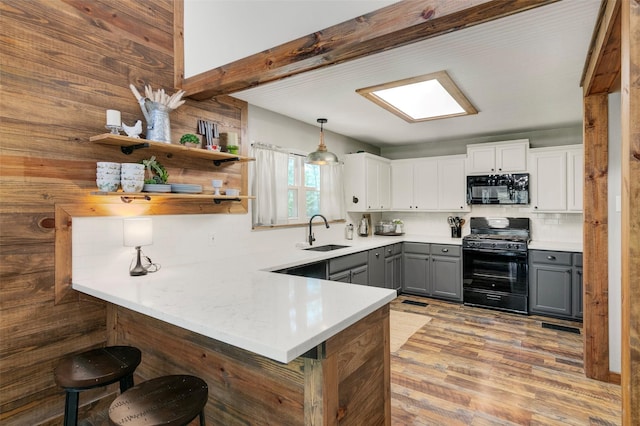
[491,243,497,248]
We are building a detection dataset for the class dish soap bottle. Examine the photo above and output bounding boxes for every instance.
[358,215,369,237]
[345,223,354,240]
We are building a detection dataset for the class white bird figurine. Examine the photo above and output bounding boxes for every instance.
[122,120,142,138]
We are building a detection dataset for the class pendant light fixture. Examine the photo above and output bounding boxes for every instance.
[306,118,339,165]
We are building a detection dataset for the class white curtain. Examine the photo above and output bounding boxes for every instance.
[320,163,345,221]
[251,143,289,226]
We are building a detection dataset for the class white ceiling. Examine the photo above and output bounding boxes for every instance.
[228,0,601,147]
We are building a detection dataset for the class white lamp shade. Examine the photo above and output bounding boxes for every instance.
[123,218,153,247]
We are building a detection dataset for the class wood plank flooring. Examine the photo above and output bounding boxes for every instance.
[390,295,622,426]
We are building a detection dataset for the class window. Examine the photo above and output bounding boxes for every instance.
[251,143,344,228]
[288,154,320,221]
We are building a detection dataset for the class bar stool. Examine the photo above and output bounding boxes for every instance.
[108,375,208,426]
[54,346,142,426]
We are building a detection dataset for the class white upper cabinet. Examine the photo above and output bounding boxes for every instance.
[390,155,469,212]
[529,145,583,213]
[344,153,391,212]
[567,148,583,211]
[391,159,437,210]
[437,155,468,211]
[466,139,529,174]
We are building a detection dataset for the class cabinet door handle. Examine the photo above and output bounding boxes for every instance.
[577,271,582,276]
[547,255,556,260]
[375,253,380,258]
[442,248,449,253]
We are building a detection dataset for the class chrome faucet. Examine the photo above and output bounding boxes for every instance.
[308,214,329,246]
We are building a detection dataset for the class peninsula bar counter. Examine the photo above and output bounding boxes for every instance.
[73,262,396,425]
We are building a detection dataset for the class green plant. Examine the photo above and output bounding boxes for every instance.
[179,133,200,145]
[226,144,239,154]
[140,156,169,184]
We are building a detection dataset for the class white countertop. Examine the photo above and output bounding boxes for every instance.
[528,240,582,252]
[72,233,578,364]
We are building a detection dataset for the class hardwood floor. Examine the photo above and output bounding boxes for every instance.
[390,295,621,426]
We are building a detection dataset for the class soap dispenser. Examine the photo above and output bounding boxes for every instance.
[358,215,369,237]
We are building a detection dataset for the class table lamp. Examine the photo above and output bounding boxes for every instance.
[123,218,153,276]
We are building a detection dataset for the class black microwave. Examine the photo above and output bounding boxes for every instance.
[466,173,529,205]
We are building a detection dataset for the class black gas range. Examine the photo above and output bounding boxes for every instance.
[462,217,530,314]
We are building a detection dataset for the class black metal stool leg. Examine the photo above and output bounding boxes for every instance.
[64,390,79,426]
[119,373,134,393]
[200,410,206,426]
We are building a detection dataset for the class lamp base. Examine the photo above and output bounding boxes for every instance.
[129,246,148,276]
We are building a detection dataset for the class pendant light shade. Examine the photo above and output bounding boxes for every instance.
[306,118,339,165]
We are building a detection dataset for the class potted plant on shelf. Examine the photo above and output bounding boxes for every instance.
[141,156,169,184]
[179,133,201,148]
[226,144,239,155]
[392,219,404,234]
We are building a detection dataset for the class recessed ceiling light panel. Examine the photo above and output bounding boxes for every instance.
[356,71,477,123]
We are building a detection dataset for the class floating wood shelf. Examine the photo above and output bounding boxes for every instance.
[89,134,255,165]
[91,191,255,204]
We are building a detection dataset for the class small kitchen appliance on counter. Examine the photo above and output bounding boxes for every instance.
[462,217,530,314]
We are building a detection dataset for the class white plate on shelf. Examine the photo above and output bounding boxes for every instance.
[143,184,171,193]
[171,184,203,194]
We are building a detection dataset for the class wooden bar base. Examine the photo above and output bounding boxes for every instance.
[112,304,391,425]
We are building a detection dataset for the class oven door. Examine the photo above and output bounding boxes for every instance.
[463,248,528,295]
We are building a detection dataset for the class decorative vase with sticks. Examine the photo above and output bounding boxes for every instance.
[129,84,185,143]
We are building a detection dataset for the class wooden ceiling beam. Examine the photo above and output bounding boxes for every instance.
[181,0,557,100]
[581,0,621,95]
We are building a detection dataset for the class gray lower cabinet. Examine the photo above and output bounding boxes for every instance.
[529,250,582,320]
[384,243,402,291]
[329,251,369,285]
[402,242,462,301]
[430,244,462,301]
[368,247,386,288]
[403,243,430,295]
[572,253,583,319]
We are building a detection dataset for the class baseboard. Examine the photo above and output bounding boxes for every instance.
[608,371,621,385]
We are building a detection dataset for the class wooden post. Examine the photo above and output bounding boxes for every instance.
[620,1,639,424]
[582,93,610,381]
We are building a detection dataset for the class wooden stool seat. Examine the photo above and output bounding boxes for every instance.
[108,375,208,426]
[54,346,141,426]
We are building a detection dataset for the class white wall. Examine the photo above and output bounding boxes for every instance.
[183,1,397,77]
[608,91,621,374]
[380,125,583,159]
[374,208,583,243]
[73,106,379,279]
[247,105,377,157]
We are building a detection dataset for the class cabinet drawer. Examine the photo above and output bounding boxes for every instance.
[403,242,429,255]
[329,251,368,274]
[431,244,460,257]
[384,243,402,257]
[530,250,572,266]
[573,253,582,267]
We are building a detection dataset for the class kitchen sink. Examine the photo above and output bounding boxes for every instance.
[304,244,350,252]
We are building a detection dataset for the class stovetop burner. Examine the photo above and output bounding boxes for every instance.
[463,217,530,252]
[463,234,529,242]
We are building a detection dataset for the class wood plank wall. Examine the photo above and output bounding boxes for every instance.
[0,1,248,424]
